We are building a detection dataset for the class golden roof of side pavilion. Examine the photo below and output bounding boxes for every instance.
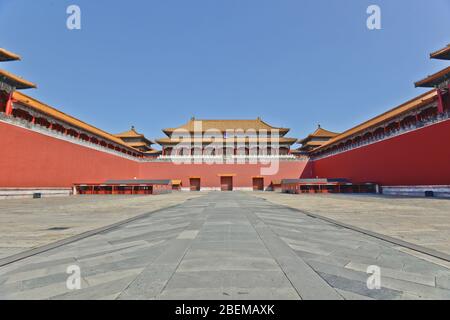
[114,126,155,144]
[0,69,36,90]
[430,44,450,60]
[115,126,145,138]
[415,66,450,88]
[415,44,450,87]
[298,126,339,144]
[0,48,21,62]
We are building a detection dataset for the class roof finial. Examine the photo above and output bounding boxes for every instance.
[257,116,261,120]
[318,124,321,128]
[191,116,195,121]
[131,125,135,130]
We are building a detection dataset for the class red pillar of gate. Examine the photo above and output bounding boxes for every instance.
[447,84,450,111]
[5,92,13,115]
[437,89,444,114]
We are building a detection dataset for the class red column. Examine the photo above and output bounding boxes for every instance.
[5,92,13,115]
[447,84,450,112]
[437,89,444,114]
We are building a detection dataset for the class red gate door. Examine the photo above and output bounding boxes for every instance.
[190,178,201,191]
[220,176,233,191]
[252,178,264,191]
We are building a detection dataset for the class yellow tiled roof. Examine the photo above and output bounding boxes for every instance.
[156,137,297,145]
[310,127,339,137]
[115,127,144,138]
[415,66,450,88]
[303,141,327,147]
[293,140,326,153]
[127,141,149,148]
[298,126,339,144]
[162,118,290,135]
[12,92,141,152]
[0,69,36,89]
[0,48,21,62]
[430,44,450,60]
[313,90,437,152]
[115,127,155,145]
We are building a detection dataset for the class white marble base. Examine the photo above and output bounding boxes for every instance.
[0,188,72,199]
[382,185,450,198]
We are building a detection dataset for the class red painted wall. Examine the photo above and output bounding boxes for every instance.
[0,121,310,188]
[0,122,139,187]
[6,117,450,189]
[139,161,310,189]
[312,119,450,186]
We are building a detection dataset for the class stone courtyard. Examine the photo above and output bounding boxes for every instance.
[1,192,450,299]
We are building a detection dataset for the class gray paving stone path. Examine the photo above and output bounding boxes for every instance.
[1,192,450,300]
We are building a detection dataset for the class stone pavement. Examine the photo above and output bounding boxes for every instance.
[1,192,450,300]
[254,192,450,256]
[0,192,204,259]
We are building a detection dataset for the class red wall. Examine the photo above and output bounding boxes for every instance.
[139,161,310,189]
[313,119,450,186]
[0,122,139,187]
[0,121,310,188]
[5,117,449,189]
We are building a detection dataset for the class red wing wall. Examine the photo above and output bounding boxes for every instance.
[139,161,310,188]
[4,117,450,188]
[312,119,450,186]
[0,122,139,187]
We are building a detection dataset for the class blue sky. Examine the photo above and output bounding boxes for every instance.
[1,0,449,142]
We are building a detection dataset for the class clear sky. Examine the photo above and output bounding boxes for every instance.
[1,0,449,143]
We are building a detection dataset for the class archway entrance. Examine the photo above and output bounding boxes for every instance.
[220,176,233,191]
[252,177,264,191]
[189,178,201,191]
